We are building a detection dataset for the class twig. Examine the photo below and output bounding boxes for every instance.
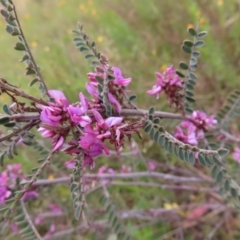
[0,79,47,105]
[32,172,208,187]
[12,4,49,97]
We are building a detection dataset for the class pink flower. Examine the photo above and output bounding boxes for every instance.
[65,159,76,169]
[174,124,198,146]
[48,90,69,108]
[108,92,122,113]
[112,67,131,87]
[67,105,91,127]
[232,147,240,163]
[190,110,217,131]
[52,135,65,152]
[0,172,11,204]
[147,65,183,107]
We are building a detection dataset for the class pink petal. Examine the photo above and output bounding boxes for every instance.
[53,136,64,152]
[105,117,123,128]
[108,92,122,113]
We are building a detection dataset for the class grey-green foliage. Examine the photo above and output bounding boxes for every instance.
[0,0,48,96]
[100,195,133,240]
[70,154,88,224]
[13,202,42,240]
[176,24,208,114]
[145,107,240,201]
[217,89,240,129]
[73,23,100,67]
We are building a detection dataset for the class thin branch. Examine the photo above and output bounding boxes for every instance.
[32,172,208,187]
[0,79,47,105]
[12,4,49,97]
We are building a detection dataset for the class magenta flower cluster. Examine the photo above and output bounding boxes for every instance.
[174,110,217,145]
[0,164,38,204]
[147,65,183,108]
[38,66,137,168]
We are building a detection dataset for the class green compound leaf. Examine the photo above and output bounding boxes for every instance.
[14,42,26,51]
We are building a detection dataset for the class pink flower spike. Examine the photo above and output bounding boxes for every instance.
[108,92,122,113]
[53,136,64,152]
[105,117,123,128]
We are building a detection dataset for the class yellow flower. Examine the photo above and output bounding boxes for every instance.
[217,0,223,6]
[44,46,50,52]
[160,64,167,72]
[164,202,178,210]
[97,36,103,43]
[91,9,96,15]
[48,174,54,180]
[187,23,194,29]
[67,29,72,34]
[199,17,205,25]
[88,0,93,5]
[79,4,85,10]
[31,41,38,48]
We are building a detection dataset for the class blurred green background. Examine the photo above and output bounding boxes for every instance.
[1,0,240,239]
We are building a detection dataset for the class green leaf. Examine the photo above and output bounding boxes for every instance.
[181,45,191,54]
[4,121,15,127]
[0,117,10,125]
[190,64,198,71]
[149,107,155,115]
[85,54,94,60]
[79,46,89,52]
[198,31,208,38]
[211,165,218,178]
[0,9,8,18]
[179,62,188,70]
[194,40,205,48]
[14,42,26,51]
[176,70,185,78]
[3,104,11,115]
[6,25,13,34]
[29,78,39,86]
[224,179,230,191]
[189,72,197,80]
[188,27,196,36]
[192,51,201,58]
[183,40,194,48]
[217,148,229,158]
[198,153,206,166]
[158,135,165,146]
[19,54,30,62]
[188,151,195,164]
[186,96,195,103]
[216,171,223,183]
[190,57,197,65]
[0,0,7,7]
[144,123,152,133]
[129,95,137,101]
[25,68,36,75]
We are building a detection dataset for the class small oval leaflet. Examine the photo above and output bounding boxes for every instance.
[129,95,137,102]
[179,62,188,70]
[198,31,208,38]
[181,44,191,54]
[194,40,205,48]
[14,42,26,51]
[188,27,196,36]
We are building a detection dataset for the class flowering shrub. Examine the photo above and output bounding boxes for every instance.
[0,1,240,239]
